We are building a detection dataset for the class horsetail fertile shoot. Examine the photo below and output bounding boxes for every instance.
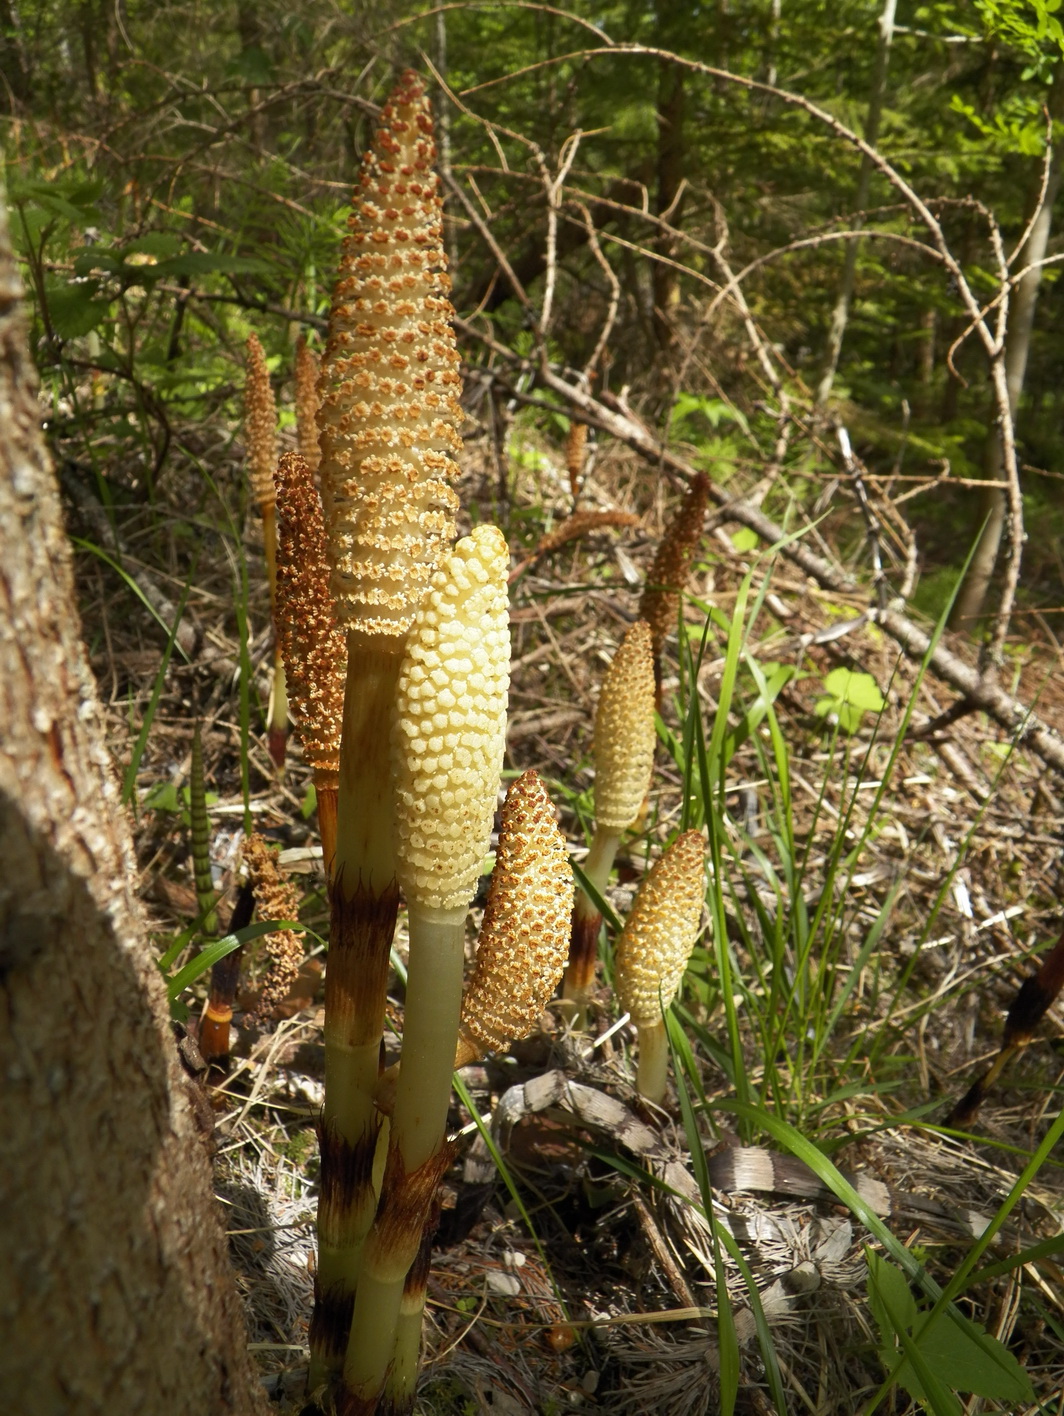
[309,68,464,1390]
[615,830,706,1104]
[241,833,304,1022]
[455,768,574,1068]
[273,450,346,876]
[638,472,709,698]
[244,331,288,768]
[563,619,656,1025]
[342,524,510,1413]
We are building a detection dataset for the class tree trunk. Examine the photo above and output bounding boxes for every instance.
[0,0,31,112]
[949,77,1063,631]
[0,192,266,1416]
[814,0,897,408]
[652,55,686,351]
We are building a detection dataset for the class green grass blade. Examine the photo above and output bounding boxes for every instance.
[163,918,300,1004]
[121,561,197,806]
[71,535,193,664]
[668,1010,789,1415]
[720,1092,1043,1410]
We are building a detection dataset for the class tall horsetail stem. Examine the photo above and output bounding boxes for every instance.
[378,769,573,1415]
[309,68,464,1393]
[563,619,656,1024]
[341,525,510,1414]
[638,472,709,698]
[615,830,706,1104]
[273,451,346,875]
[244,331,288,769]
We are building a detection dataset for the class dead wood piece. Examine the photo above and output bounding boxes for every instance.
[459,327,1064,778]
[487,1072,873,1352]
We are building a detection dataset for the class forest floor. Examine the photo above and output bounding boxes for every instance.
[70,400,1064,1415]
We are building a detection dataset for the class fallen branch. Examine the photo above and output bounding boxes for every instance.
[457,318,1064,778]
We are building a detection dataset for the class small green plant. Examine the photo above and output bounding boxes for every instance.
[142,779,219,824]
[866,1251,1032,1414]
[814,666,886,733]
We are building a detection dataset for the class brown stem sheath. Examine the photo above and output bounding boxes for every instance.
[314,771,339,884]
[380,1203,438,1416]
[198,882,255,1070]
[563,898,603,1004]
[562,826,621,1025]
[309,640,403,1392]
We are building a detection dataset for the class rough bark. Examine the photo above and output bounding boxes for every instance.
[0,192,266,1415]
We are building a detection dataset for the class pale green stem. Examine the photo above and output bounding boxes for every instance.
[342,902,467,1404]
[392,902,467,1172]
[580,826,624,905]
[384,1291,425,1414]
[341,1257,410,1405]
[635,1019,669,1105]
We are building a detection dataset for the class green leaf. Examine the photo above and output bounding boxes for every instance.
[143,780,181,813]
[731,527,759,553]
[11,177,103,225]
[867,1251,919,1361]
[821,668,885,712]
[149,252,270,279]
[163,935,242,1003]
[44,280,112,338]
[226,45,276,84]
[72,248,127,277]
[125,232,184,259]
[867,1253,1033,1405]
[918,1312,1032,1400]
[163,919,302,1004]
[836,702,864,733]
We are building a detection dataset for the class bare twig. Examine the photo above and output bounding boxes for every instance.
[457,324,1064,776]
[458,43,1028,660]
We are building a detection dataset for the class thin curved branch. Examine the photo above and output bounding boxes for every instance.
[456,320,1064,776]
